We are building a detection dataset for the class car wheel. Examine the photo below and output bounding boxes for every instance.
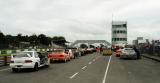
[34,63,38,71]
[12,68,18,72]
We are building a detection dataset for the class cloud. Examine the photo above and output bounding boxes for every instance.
[0,0,160,44]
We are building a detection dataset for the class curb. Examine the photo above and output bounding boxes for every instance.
[142,54,160,62]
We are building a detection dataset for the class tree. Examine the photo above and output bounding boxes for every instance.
[90,45,95,48]
[29,34,38,46]
[0,31,7,49]
[38,34,51,46]
[52,36,66,46]
[80,44,88,48]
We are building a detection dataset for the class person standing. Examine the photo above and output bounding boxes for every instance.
[133,46,141,59]
[96,46,100,54]
[100,47,103,54]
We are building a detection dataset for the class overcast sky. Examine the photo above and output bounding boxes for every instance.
[0,0,160,44]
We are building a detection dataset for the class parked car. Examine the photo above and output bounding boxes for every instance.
[48,49,70,62]
[66,48,81,58]
[65,49,74,59]
[10,51,50,72]
[120,48,137,59]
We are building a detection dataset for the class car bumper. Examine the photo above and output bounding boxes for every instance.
[10,63,35,69]
[50,57,65,61]
[120,55,137,59]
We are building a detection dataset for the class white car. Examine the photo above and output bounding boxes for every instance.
[120,48,137,59]
[10,51,50,72]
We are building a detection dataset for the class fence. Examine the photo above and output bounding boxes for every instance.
[0,56,11,66]
[0,48,52,56]
[139,45,160,57]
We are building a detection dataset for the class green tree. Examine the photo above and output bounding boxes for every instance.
[0,31,7,49]
[80,44,88,48]
[52,36,66,46]
[90,45,95,48]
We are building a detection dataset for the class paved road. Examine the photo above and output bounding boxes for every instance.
[0,53,160,83]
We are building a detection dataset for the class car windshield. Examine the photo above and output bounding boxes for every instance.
[52,50,64,53]
[13,52,30,58]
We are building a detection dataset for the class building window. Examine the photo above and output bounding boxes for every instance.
[123,24,126,27]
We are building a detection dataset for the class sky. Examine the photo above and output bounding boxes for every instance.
[0,0,160,44]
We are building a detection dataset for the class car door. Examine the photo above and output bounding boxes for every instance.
[34,52,41,66]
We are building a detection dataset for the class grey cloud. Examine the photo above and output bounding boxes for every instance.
[0,0,160,44]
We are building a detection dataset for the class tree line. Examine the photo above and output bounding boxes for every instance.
[0,31,67,49]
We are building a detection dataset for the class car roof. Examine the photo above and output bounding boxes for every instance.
[23,51,36,52]
[123,48,133,50]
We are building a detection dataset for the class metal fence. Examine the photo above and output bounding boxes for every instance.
[0,56,11,66]
[139,45,160,57]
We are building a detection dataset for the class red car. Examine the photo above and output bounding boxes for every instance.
[48,49,70,62]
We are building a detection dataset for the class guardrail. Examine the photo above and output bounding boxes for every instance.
[0,56,11,67]
[0,49,52,56]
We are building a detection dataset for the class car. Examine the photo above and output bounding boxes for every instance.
[65,49,74,59]
[10,51,50,72]
[48,49,70,62]
[66,48,81,58]
[103,49,112,56]
[120,48,137,59]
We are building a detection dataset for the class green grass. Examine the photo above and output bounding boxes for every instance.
[0,54,11,56]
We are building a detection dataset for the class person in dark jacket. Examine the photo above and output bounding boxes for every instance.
[133,46,141,59]
[100,47,103,54]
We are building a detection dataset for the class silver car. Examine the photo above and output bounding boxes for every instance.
[120,48,137,59]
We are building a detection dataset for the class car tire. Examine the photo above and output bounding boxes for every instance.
[12,68,18,72]
[34,63,38,71]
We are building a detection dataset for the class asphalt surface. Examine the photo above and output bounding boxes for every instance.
[0,53,160,83]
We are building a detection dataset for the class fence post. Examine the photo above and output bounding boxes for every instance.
[4,56,7,66]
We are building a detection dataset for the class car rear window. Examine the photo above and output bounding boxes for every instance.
[124,48,135,52]
[13,53,30,58]
[52,50,64,53]
[23,52,33,57]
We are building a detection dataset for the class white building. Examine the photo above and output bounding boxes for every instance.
[112,21,127,46]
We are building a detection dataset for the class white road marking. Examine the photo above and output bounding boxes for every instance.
[128,72,132,74]
[81,66,87,70]
[88,62,92,64]
[102,56,112,83]
[0,68,11,72]
[69,72,79,79]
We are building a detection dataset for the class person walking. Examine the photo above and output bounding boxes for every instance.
[96,46,100,54]
[100,47,103,54]
[133,46,141,59]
